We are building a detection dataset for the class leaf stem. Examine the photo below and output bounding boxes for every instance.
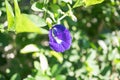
[43,8,56,23]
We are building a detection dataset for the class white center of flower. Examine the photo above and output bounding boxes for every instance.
[52,28,62,44]
[54,36,62,44]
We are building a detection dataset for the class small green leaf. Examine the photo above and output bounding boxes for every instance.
[39,54,49,72]
[84,0,104,7]
[0,10,2,17]
[20,44,39,54]
[10,73,21,80]
[34,61,41,70]
[51,64,59,75]
[5,0,15,30]
[50,51,63,63]
[50,4,60,13]
[51,64,63,76]
[73,0,84,8]
[55,75,66,80]
[50,4,61,18]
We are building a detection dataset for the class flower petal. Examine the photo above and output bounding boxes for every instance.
[49,42,65,52]
[49,24,72,52]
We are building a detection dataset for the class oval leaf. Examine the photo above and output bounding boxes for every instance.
[20,44,39,54]
[84,0,104,7]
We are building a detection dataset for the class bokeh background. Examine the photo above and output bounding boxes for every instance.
[0,0,120,80]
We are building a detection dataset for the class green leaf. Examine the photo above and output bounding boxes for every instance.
[51,64,63,76]
[39,54,49,72]
[5,0,15,30]
[35,76,50,80]
[20,44,40,54]
[100,65,111,76]
[34,61,41,70]
[55,75,66,80]
[0,10,2,17]
[50,51,63,63]
[14,0,48,34]
[50,4,60,13]
[10,73,21,80]
[14,0,21,18]
[51,64,59,76]
[26,14,47,27]
[14,0,40,33]
[15,14,48,34]
[84,0,104,7]
[50,4,61,18]
[73,0,84,8]
[114,59,120,64]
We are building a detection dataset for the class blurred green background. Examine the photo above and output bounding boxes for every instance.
[0,0,120,80]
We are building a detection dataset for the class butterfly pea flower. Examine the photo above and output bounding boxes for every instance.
[49,24,72,52]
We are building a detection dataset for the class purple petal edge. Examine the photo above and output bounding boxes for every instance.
[49,24,72,52]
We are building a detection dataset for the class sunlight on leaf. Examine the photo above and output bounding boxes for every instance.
[84,0,104,7]
[98,40,107,53]
[20,44,39,54]
[5,0,14,30]
[14,0,21,18]
[114,59,120,64]
[26,14,47,27]
[50,51,63,63]
[15,14,48,34]
[55,75,66,80]
[14,0,48,34]
[10,73,21,80]
[39,54,49,72]
[73,0,84,8]
[34,61,41,70]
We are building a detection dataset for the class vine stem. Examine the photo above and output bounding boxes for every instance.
[59,13,68,21]
[43,8,56,23]
[43,4,73,24]
[57,4,72,24]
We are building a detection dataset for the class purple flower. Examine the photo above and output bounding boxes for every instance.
[49,24,72,52]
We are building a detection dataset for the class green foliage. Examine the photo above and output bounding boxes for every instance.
[15,14,48,34]
[0,0,120,80]
[5,0,47,33]
[20,44,40,54]
[31,2,44,12]
[55,75,66,80]
[84,0,104,7]
[73,0,84,8]
[5,0,14,30]
[10,73,21,80]
[27,14,47,27]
